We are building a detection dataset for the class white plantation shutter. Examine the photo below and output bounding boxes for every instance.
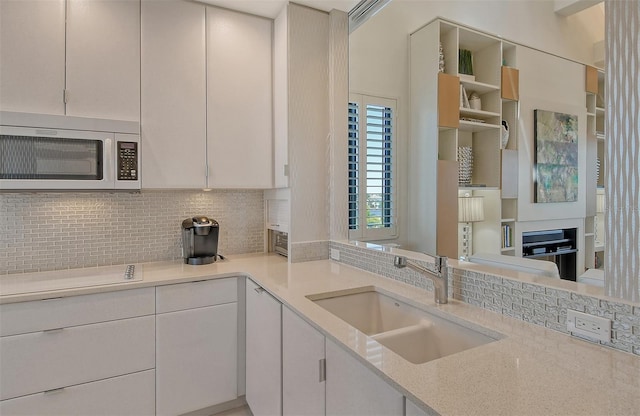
[348,94,397,240]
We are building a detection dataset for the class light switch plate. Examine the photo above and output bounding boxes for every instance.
[567,309,611,342]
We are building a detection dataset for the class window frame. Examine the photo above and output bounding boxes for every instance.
[348,93,398,241]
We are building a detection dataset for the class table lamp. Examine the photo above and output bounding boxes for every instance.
[458,195,484,259]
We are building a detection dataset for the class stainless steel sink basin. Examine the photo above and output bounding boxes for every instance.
[308,287,500,364]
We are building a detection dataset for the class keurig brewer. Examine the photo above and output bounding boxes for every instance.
[181,216,220,265]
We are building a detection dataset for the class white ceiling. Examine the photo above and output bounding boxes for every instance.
[197,0,360,18]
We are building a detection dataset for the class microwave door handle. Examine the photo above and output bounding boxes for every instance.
[104,138,115,186]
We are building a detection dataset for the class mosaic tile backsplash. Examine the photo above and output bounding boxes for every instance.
[0,190,265,274]
[330,241,640,356]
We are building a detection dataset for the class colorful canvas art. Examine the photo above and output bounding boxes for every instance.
[534,110,579,203]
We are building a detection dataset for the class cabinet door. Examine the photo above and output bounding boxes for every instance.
[325,338,403,416]
[156,303,238,416]
[141,0,207,189]
[0,370,155,416]
[66,0,140,121]
[405,397,430,416]
[0,0,65,114]
[246,280,282,416]
[206,7,273,188]
[282,306,325,416]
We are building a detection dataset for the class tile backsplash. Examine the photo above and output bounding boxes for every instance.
[0,190,264,274]
[330,241,640,356]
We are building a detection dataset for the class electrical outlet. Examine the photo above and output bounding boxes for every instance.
[330,248,340,261]
[567,309,611,342]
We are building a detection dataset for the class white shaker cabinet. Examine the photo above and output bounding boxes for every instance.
[325,338,404,416]
[0,0,66,115]
[65,0,140,121]
[282,306,325,416]
[245,279,282,416]
[206,7,273,188]
[155,279,238,416]
[140,0,207,189]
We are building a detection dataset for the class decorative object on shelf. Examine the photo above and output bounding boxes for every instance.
[468,92,481,110]
[458,49,474,81]
[501,119,510,149]
[438,42,445,72]
[460,84,470,108]
[457,146,473,186]
[458,194,484,259]
[533,109,579,203]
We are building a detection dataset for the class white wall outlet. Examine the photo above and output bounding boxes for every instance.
[567,309,611,342]
[330,248,340,261]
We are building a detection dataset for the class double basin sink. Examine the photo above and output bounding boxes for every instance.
[307,287,501,364]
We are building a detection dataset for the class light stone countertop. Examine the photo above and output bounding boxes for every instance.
[1,253,639,415]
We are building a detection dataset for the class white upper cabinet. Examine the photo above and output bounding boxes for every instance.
[0,0,66,115]
[0,0,140,121]
[141,0,207,189]
[65,0,140,121]
[206,7,273,189]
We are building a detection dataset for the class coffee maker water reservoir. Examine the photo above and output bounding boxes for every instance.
[181,216,220,265]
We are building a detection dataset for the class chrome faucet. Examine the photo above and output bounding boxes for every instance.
[393,255,448,304]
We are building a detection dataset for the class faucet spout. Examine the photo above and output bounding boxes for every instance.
[393,255,448,304]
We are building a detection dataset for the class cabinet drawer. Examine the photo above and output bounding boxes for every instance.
[0,287,155,336]
[0,316,155,401]
[156,278,237,313]
[0,369,155,416]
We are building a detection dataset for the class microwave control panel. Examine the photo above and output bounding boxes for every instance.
[117,141,138,181]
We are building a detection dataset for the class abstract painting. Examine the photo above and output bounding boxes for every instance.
[534,110,579,203]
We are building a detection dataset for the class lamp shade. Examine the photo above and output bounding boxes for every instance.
[458,196,484,223]
[596,193,605,213]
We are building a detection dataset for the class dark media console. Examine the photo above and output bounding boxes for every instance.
[522,228,577,280]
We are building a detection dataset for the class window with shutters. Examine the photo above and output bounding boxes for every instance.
[348,94,397,240]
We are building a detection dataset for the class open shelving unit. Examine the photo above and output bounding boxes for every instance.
[408,19,520,258]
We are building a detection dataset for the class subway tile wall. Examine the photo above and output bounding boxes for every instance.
[330,241,640,356]
[0,190,265,274]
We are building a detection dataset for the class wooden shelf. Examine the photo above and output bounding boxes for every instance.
[459,79,500,94]
[587,112,596,117]
[585,232,595,237]
[501,247,515,252]
[596,107,605,115]
[459,107,500,119]
[459,186,499,191]
[501,218,516,222]
[458,120,500,132]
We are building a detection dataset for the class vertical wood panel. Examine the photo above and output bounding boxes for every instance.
[585,65,599,94]
[438,73,460,128]
[437,160,459,259]
[501,66,520,100]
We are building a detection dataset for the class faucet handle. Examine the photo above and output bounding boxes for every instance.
[434,256,447,274]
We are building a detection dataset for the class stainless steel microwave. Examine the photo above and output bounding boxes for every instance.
[0,112,140,191]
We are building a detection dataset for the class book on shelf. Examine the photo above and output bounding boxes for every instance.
[502,224,512,248]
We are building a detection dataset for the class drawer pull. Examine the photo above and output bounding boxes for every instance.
[254,287,265,294]
[43,387,65,395]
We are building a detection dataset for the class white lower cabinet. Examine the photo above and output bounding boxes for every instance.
[155,279,239,416]
[0,289,156,416]
[282,306,407,416]
[405,397,430,416]
[0,370,155,416]
[245,279,282,416]
[282,306,325,416]
[325,338,404,416]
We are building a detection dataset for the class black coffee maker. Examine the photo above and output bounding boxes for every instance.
[181,216,220,265]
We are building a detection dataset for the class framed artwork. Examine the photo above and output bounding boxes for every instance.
[534,110,579,203]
